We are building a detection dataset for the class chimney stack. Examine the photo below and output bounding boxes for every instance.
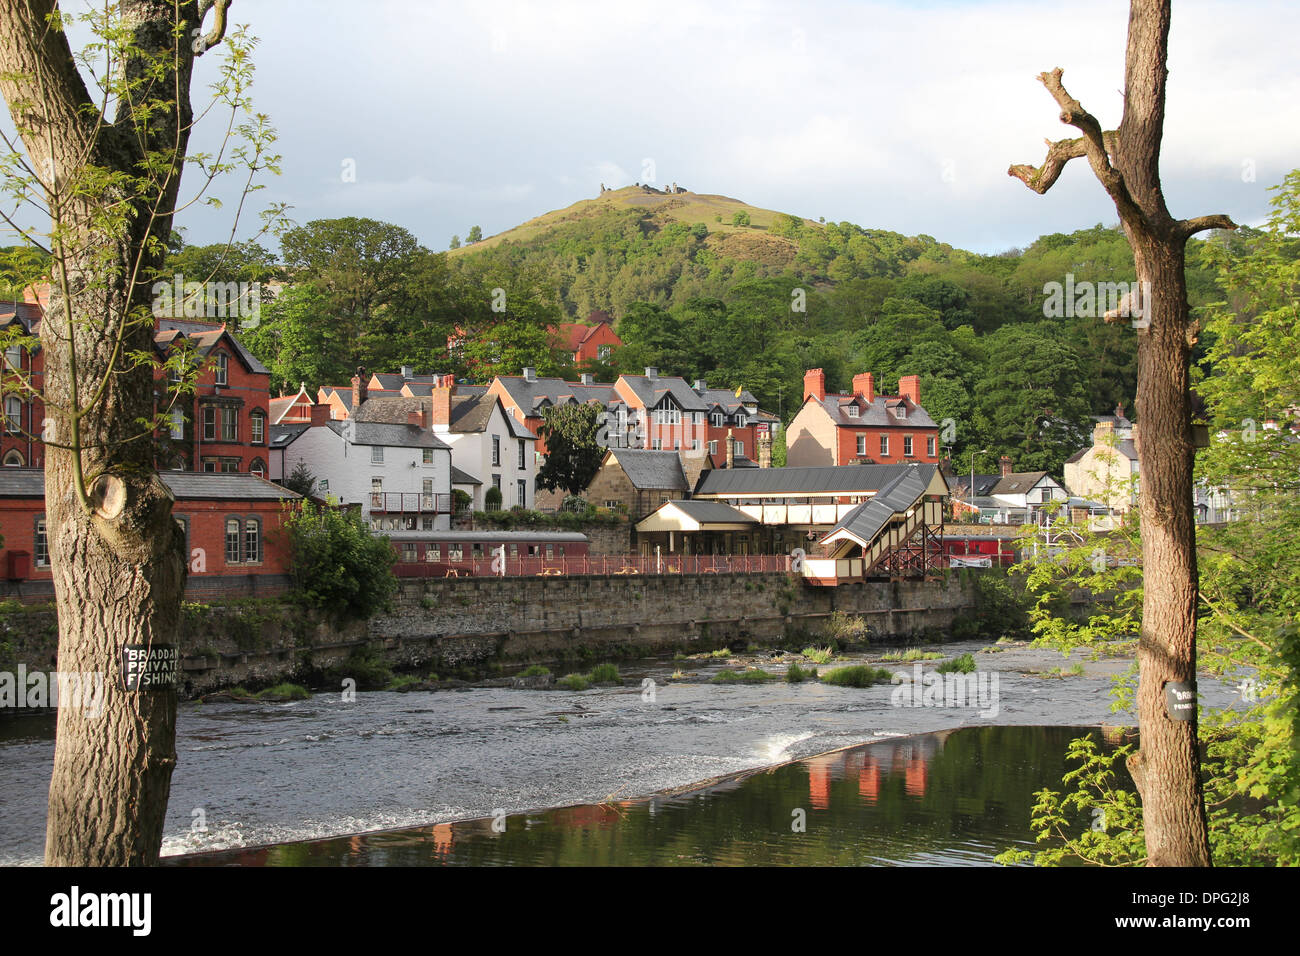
[351,366,368,409]
[803,368,826,403]
[757,432,772,468]
[645,367,659,379]
[694,379,708,392]
[432,373,455,425]
[726,428,735,469]
[852,372,875,405]
[310,403,331,427]
[898,374,921,406]
[401,365,415,380]
[999,455,1013,477]
[522,367,536,383]
[580,373,594,386]
[1093,419,1115,445]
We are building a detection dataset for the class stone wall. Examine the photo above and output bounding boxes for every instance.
[1,573,976,702]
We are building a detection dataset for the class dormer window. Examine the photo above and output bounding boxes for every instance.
[736,413,747,427]
[711,412,723,427]
[847,405,859,418]
[894,406,905,419]
[214,351,228,385]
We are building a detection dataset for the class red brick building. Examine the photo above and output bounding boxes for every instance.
[550,311,623,365]
[0,296,46,468]
[0,469,300,601]
[786,368,940,468]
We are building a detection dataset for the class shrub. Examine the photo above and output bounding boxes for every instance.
[327,649,394,690]
[560,494,588,513]
[284,501,397,620]
[387,674,423,692]
[256,683,310,700]
[801,646,833,664]
[826,610,869,643]
[937,653,977,674]
[731,210,751,226]
[484,486,503,511]
[452,489,472,514]
[558,673,592,691]
[517,664,551,677]
[821,665,893,688]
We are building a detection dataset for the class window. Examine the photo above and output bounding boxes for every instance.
[651,438,661,450]
[856,434,866,456]
[3,450,24,466]
[427,544,441,562]
[847,405,859,418]
[225,518,241,564]
[244,519,261,563]
[904,435,913,457]
[708,440,717,456]
[35,517,48,567]
[203,406,215,440]
[492,474,501,492]
[202,406,237,442]
[517,479,527,507]
[927,436,936,458]
[220,458,238,473]
[371,478,383,494]
[518,439,526,469]
[402,543,418,563]
[894,406,905,419]
[250,412,265,445]
[689,439,700,451]
[734,441,744,457]
[880,435,890,456]
[423,478,435,496]
[711,412,723,427]
[4,343,21,370]
[250,457,266,479]
[422,447,433,465]
[5,396,21,433]
[170,408,185,440]
[421,517,434,530]
[213,352,228,385]
[492,435,500,466]
[598,344,611,360]
[371,445,384,464]
[735,413,747,427]
[222,407,237,442]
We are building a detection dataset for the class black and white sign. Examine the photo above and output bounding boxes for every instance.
[121,644,179,691]
[1164,681,1197,721]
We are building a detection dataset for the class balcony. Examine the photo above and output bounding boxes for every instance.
[369,492,451,514]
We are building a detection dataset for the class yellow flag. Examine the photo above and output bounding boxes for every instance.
[735,385,743,397]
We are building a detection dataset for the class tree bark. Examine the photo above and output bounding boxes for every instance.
[1009,0,1232,866]
[0,0,224,865]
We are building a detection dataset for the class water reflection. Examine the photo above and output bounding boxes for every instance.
[173,725,1121,867]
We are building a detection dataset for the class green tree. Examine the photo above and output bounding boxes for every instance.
[731,210,751,227]
[285,501,396,620]
[536,403,605,495]
[449,235,461,250]
[466,225,483,243]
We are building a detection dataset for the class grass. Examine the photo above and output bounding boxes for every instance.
[785,661,818,683]
[1044,663,1085,678]
[820,665,893,688]
[517,665,551,678]
[387,674,425,692]
[558,673,592,691]
[801,646,834,664]
[256,683,310,700]
[711,668,780,684]
[588,663,621,683]
[879,649,945,662]
[670,669,687,680]
[937,653,977,675]
[708,648,732,659]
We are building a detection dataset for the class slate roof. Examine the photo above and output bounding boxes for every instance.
[618,374,709,412]
[695,386,759,411]
[808,392,937,429]
[610,449,688,491]
[326,418,450,450]
[0,468,299,500]
[821,467,930,547]
[992,471,1052,496]
[155,318,269,375]
[494,375,617,415]
[450,466,482,486]
[269,423,310,448]
[663,499,758,524]
[695,463,930,498]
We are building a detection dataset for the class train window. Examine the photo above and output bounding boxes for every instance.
[509,544,518,556]
[546,545,554,559]
[449,546,463,561]
[472,543,483,558]
[402,543,418,562]
[426,545,440,562]
[558,546,565,557]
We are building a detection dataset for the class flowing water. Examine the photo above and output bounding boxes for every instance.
[0,640,1234,866]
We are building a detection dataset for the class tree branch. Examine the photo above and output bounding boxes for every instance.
[1177,214,1237,241]
[194,0,232,56]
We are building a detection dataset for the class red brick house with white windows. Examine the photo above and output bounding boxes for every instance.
[786,368,940,468]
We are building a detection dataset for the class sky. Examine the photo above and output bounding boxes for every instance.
[10,0,1300,256]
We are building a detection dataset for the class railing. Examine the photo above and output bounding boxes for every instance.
[369,492,451,514]
[392,552,794,579]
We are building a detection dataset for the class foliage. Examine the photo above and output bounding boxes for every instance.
[517,665,551,677]
[280,460,316,499]
[536,403,605,495]
[558,673,592,691]
[801,646,834,664]
[325,648,395,690]
[820,665,893,688]
[711,668,779,684]
[588,662,621,683]
[284,502,396,620]
[452,489,472,513]
[785,661,818,683]
[484,486,503,511]
[825,610,870,643]
[472,505,621,530]
[936,653,976,675]
[256,683,310,701]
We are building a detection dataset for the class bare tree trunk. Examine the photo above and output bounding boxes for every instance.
[1009,0,1233,866]
[0,0,230,866]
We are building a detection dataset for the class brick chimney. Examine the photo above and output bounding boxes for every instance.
[432,373,455,425]
[898,374,921,406]
[351,366,367,409]
[999,455,1013,477]
[852,372,875,405]
[1093,419,1115,445]
[803,368,826,402]
[757,432,772,468]
[310,403,331,427]
[725,428,735,469]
